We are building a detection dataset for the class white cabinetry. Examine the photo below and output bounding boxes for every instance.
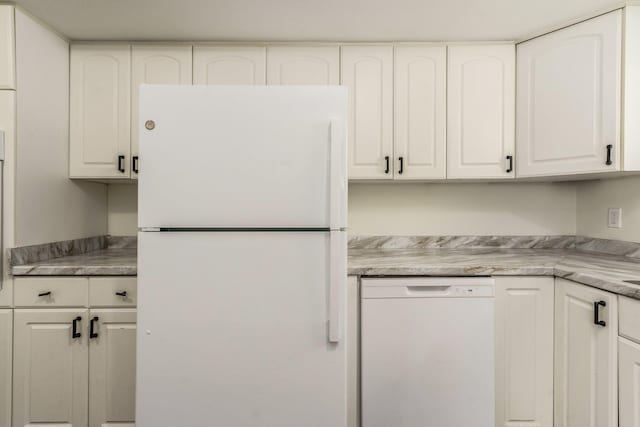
[394,46,447,179]
[341,46,394,179]
[0,6,15,90]
[12,309,89,427]
[193,46,265,85]
[70,45,131,178]
[494,277,554,427]
[131,45,192,178]
[619,337,640,427]
[267,46,339,85]
[554,278,618,427]
[447,44,515,179]
[516,11,622,177]
[0,309,11,427]
[89,309,137,427]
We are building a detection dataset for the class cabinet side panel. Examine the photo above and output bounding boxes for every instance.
[624,6,640,170]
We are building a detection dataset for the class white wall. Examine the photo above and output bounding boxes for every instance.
[349,182,577,236]
[107,184,137,235]
[576,175,640,242]
[14,10,107,246]
[107,182,578,236]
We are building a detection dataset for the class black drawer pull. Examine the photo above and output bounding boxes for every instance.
[594,300,607,327]
[90,316,99,339]
[606,145,613,166]
[132,156,139,174]
[384,156,390,174]
[38,291,51,297]
[72,316,82,338]
[506,155,513,173]
[398,157,404,175]
[117,155,125,173]
[115,291,128,297]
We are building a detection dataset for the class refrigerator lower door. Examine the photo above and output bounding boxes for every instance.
[136,231,347,427]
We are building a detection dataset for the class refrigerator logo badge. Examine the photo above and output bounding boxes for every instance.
[145,120,156,131]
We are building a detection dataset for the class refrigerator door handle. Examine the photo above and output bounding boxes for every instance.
[329,119,346,230]
[328,231,346,343]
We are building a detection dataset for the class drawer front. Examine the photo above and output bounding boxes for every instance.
[89,277,137,307]
[620,296,640,344]
[14,277,88,307]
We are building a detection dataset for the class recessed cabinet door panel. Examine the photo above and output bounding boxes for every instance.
[516,10,622,177]
[0,6,15,90]
[495,277,554,427]
[619,337,640,427]
[13,309,89,427]
[0,309,11,427]
[89,309,137,427]
[70,45,131,178]
[394,46,446,180]
[267,46,339,85]
[131,45,192,179]
[341,46,394,179]
[193,46,266,85]
[554,278,618,427]
[447,44,515,179]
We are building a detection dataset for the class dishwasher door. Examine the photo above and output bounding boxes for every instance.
[361,277,495,427]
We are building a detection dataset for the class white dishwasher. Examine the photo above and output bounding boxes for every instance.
[361,277,495,427]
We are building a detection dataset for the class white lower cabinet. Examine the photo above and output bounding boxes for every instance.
[12,309,89,427]
[494,277,554,427]
[619,337,640,427]
[0,309,12,427]
[554,278,618,427]
[89,309,137,427]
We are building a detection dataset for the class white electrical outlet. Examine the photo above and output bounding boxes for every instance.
[608,208,622,228]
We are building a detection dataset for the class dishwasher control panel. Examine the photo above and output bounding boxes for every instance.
[361,277,495,299]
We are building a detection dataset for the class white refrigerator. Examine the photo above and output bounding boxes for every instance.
[136,85,348,427]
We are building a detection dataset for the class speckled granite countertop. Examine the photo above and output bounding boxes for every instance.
[9,235,640,300]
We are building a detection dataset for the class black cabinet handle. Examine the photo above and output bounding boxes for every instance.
[384,156,390,174]
[594,300,607,327]
[606,144,613,165]
[132,156,139,174]
[115,291,128,297]
[72,316,82,338]
[90,316,99,339]
[38,291,51,297]
[506,155,513,173]
[398,157,404,175]
[117,155,125,173]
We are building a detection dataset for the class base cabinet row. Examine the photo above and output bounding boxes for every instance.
[10,309,136,427]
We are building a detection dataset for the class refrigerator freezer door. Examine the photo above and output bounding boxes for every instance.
[138,85,347,229]
[136,231,347,427]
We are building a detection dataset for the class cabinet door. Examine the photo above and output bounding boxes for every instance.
[70,45,131,178]
[0,6,15,90]
[0,309,11,427]
[447,44,515,179]
[267,46,339,85]
[495,277,554,427]
[89,309,137,427]
[394,46,446,180]
[341,46,393,179]
[13,309,89,427]
[131,45,192,178]
[516,11,622,177]
[554,278,618,427]
[620,336,640,427]
[193,46,265,85]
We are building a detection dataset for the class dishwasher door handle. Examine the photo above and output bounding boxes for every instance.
[407,285,451,293]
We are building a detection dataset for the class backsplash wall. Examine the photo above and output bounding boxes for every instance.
[107,182,578,236]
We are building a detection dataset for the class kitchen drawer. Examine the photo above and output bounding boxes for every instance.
[14,277,88,307]
[619,295,640,344]
[89,277,137,307]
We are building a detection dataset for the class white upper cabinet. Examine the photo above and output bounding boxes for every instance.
[554,278,618,427]
[193,46,266,85]
[131,45,192,178]
[342,46,394,179]
[0,6,15,90]
[70,45,131,178]
[394,46,446,180]
[447,44,515,179]
[0,310,11,427]
[516,11,622,177]
[267,46,339,85]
